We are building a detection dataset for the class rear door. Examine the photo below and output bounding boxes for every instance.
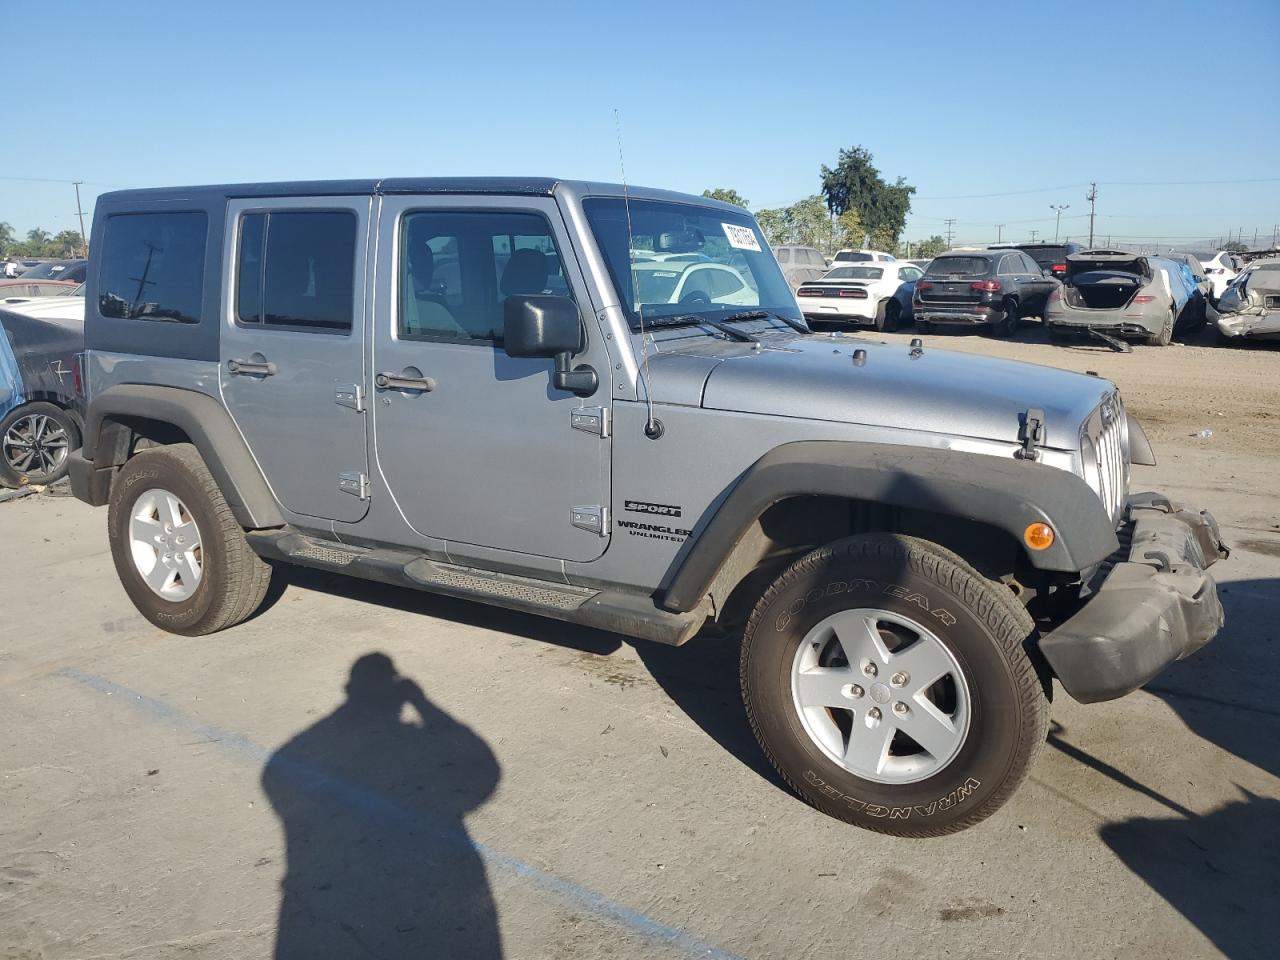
[220,196,372,523]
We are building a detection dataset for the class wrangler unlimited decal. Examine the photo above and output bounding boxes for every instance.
[803,770,982,819]
[617,519,692,543]
[775,579,958,631]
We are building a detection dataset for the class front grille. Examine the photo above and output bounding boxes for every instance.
[1084,393,1130,525]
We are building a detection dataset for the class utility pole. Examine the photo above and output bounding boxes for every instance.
[72,181,88,256]
[1029,229,1039,242]
[943,218,956,249]
[1049,204,1069,241]
[1086,182,1097,247]
[995,223,1005,243]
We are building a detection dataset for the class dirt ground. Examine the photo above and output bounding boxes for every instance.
[863,321,1280,459]
[1,333,1277,960]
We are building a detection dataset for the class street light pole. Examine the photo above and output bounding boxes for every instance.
[1049,204,1069,241]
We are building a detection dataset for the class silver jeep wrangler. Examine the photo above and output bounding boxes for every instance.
[70,178,1227,836]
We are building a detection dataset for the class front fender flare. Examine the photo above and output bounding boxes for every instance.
[660,441,1118,613]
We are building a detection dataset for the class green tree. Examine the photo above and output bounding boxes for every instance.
[52,230,85,258]
[906,235,948,259]
[702,188,748,208]
[833,209,864,251]
[25,227,51,249]
[754,207,789,247]
[819,145,915,249]
[0,221,14,256]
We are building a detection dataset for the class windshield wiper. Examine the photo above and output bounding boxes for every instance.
[651,313,760,343]
[720,309,811,334]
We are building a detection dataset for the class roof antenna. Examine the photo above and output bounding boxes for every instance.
[615,108,663,440]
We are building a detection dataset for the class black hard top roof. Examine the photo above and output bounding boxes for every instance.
[99,177,562,203]
[94,178,744,213]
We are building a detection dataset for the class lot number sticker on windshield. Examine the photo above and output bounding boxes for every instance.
[722,222,762,252]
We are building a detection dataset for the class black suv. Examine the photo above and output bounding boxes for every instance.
[990,242,1084,280]
[913,249,1057,336]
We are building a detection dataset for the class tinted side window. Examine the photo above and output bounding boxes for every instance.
[98,212,207,323]
[776,248,790,263]
[399,210,571,343]
[237,211,356,332]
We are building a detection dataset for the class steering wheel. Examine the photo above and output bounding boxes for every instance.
[679,290,711,305]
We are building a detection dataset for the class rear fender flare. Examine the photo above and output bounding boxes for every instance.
[660,441,1118,613]
[82,384,284,529]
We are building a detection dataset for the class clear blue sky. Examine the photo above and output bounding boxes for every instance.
[5,0,1278,250]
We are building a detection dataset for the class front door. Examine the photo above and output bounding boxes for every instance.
[371,195,611,563]
[220,197,371,524]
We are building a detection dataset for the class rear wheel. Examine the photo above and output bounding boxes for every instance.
[874,298,901,332]
[741,534,1048,836]
[0,402,78,488]
[1146,308,1174,346]
[108,444,272,636]
[991,299,1019,337]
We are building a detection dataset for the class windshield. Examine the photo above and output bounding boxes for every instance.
[825,266,883,280]
[834,251,872,262]
[583,198,799,328]
[925,256,991,278]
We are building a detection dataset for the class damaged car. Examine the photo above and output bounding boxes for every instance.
[0,304,84,487]
[1215,257,1280,343]
[1044,250,1198,346]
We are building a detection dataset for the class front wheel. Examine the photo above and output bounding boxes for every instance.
[741,534,1048,836]
[107,443,273,636]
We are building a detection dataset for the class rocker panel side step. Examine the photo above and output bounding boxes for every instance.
[246,530,708,646]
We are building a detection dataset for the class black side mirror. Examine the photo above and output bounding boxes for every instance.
[503,294,597,397]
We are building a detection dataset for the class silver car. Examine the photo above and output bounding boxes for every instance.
[1044,250,1197,346]
[1216,257,1280,343]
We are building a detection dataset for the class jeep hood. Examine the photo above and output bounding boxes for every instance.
[656,335,1113,449]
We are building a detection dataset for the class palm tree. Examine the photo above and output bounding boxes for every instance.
[0,221,14,255]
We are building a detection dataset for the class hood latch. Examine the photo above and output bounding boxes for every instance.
[1016,408,1046,461]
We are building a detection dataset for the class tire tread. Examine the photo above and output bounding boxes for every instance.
[741,533,1048,837]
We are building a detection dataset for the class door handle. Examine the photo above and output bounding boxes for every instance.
[375,372,436,392]
[228,358,277,376]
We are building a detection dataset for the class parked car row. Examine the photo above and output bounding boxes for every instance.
[0,258,87,302]
[792,239,1250,347]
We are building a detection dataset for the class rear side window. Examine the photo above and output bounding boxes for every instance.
[925,256,991,278]
[97,212,207,323]
[236,211,357,332]
[776,248,791,263]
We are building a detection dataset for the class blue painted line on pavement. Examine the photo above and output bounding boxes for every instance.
[55,666,743,960]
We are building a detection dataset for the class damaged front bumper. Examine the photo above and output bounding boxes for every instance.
[1217,307,1280,341]
[1039,493,1229,704]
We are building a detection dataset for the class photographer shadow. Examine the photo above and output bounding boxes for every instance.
[262,652,503,959]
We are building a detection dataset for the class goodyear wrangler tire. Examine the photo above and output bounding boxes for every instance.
[741,533,1048,836]
[107,444,272,636]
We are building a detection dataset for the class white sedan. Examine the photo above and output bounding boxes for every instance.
[632,261,757,307]
[795,263,924,331]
